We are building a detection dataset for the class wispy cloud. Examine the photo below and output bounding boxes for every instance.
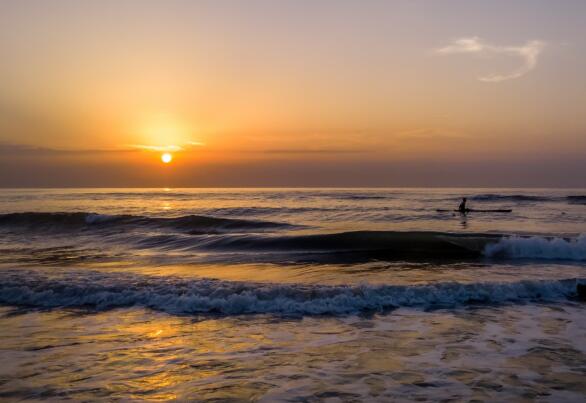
[130,144,184,152]
[129,141,205,152]
[435,37,546,82]
[0,143,136,155]
[395,128,470,140]
[0,140,206,156]
[261,148,370,154]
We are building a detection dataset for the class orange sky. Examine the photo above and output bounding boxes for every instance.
[1,0,585,187]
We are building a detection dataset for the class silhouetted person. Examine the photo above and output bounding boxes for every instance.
[458,197,467,213]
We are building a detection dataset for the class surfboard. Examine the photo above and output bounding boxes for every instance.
[436,209,512,213]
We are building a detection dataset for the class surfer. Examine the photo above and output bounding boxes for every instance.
[458,197,467,213]
[435,199,511,214]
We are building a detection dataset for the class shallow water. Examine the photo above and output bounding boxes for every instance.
[0,188,585,401]
[1,305,585,401]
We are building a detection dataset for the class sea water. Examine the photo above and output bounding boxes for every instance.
[0,188,584,401]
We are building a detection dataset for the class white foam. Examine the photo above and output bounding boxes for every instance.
[484,234,586,261]
[0,270,583,315]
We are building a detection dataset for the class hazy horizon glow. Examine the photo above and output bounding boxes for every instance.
[1,0,585,187]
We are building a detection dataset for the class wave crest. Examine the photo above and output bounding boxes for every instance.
[0,271,582,315]
[484,235,586,261]
[0,212,292,234]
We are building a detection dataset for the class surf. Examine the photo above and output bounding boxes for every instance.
[0,269,583,315]
[484,234,586,260]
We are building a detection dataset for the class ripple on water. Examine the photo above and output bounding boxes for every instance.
[0,303,585,401]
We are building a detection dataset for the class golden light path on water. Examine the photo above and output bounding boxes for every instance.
[0,304,585,401]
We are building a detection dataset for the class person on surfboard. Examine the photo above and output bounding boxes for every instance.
[458,197,468,213]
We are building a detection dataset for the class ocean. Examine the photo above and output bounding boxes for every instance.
[0,188,585,401]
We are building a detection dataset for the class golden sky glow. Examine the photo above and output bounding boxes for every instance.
[1,1,585,187]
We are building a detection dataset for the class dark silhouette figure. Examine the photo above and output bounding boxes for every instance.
[458,197,468,213]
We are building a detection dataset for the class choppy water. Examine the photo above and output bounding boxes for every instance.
[0,188,585,401]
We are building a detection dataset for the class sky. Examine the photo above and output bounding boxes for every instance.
[1,0,585,187]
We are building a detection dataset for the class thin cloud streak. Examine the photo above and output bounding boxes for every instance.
[0,142,207,156]
[261,148,370,154]
[130,145,184,152]
[0,143,137,155]
[435,37,546,82]
[129,141,205,152]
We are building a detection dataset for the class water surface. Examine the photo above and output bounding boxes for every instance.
[0,188,584,401]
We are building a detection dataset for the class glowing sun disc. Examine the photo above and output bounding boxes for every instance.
[161,153,173,163]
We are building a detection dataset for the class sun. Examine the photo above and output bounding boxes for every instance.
[161,153,173,163]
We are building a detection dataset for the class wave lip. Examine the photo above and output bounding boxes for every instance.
[484,234,586,261]
[0,212,293,234]
[186,231,496,260]
[0,271,583,315]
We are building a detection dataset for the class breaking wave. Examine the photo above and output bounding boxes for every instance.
[484,235,586,261]
[0,270,583,315]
